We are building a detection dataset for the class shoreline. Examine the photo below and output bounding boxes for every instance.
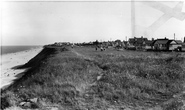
[0,47,43,89]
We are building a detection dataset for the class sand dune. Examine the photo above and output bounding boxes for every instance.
[0,47,43,89]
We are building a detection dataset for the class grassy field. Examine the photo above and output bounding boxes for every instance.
[1,46,185,110]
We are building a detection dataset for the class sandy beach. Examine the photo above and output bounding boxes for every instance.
[0,47,43,89]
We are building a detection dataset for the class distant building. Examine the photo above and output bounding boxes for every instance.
[167,40,182,51]
[144,40,154,50]
[115,40,123,49]
[153,38,183,51]
[123,41,128,47]
[128,38,135,46]
[153,38,169,51]
[128,36,148,50]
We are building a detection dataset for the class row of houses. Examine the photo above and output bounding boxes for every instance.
[76,37,185,52]
[126,37,185,51]
[46,36,185,52]
[46,42,72,46]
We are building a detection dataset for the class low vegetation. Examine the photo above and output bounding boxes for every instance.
[1,46,185,110]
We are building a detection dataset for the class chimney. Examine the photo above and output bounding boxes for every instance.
[184,37,185,43]
[152,38,154,41]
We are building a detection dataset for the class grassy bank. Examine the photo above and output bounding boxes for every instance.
[1,46,185,110]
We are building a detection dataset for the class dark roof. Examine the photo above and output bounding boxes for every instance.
[145,40,153,44]
[167,40,174,45]
[155,39,169,44]
[128,38,135,44]
[129,37,148,44]
[115,40,121,43]
[135,38,143,44]
[135,37,148,41]
[129,38,135,41]
[175,40,183,44]
[123,41,128,45]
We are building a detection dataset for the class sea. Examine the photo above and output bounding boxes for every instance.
[0,45,42,55]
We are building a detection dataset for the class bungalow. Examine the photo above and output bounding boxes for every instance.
[167,40,182,51]
[123,41,128,49]
[115,40,122,48]
[134,37,148,49]
[128,36,148,50]
[128,38,135,46]
[144,40,154,50]
[154,38,169,51]
[127,38,136,50]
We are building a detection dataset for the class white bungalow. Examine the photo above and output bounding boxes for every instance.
[168,40,182,51]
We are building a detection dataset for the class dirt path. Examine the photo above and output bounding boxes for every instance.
[71,49,93,61]
[72,48,185,110]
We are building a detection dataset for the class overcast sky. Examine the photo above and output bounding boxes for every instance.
[1,1,185,45]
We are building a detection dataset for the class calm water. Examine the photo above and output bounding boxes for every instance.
[1,45,42,55]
